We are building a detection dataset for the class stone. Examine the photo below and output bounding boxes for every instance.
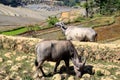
[82,74,91,78]
[52,74,62,80]
[7,60,13,65]
[61,73,69,80]
[3,43,10,49]
[16,76,22,80]
[10,72,18,78]
[0,70,6,74]
[68,76,75,80]
[48,62,56,66]
[103,69,111,76]
[10,63,22,71]
[16,45,23,51]
[0,57,3,62]
[13,51,16,55]
[32,66,36,71]
[4,52,12,58]
[4,76,10,80]
[28,42,35,46]
[115,71,120,76]
[16,56,22,61]
[23,70,28,74]
[101,76,113,80]
[0,75,3,80]
[96,54,101,60]
[16,56,27,61]
[110,75,117,80]
[80,78,85,80]
[41,77,46,80]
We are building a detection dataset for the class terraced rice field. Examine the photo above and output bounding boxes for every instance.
[20,16,120,43]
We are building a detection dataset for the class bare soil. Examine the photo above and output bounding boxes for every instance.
[95,17,120,42]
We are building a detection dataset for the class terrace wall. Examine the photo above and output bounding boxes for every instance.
[0,35,119,63]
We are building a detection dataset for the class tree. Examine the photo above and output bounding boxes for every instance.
[85,0,89,17]
[0,0,12,5]
[94,0,120,15]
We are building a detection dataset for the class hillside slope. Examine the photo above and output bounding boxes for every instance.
[0,4,61,29]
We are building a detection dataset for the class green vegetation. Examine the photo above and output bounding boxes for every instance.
[94,0,120,15]
[1,25,41,36]
[47,16,59,27]
[74,16,115,28]
[96,70,104,76]
[1,27,28,36]
[84,16,115,28]
[0,48,120,80]
[0,15,116,36]
[22,76,33,80]
[0,49,35,79]
[74,16,89,22]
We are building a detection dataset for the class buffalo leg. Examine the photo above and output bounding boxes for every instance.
[54,61,60,73]
[37,61,46,76]
[64,59,70,73]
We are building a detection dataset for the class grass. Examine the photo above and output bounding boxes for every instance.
[0,24,55,36]
[0,49,35,79]
[95,16,120,41]
[0,48,120,80]
[1,25,41,36]
[1,27,28,36]
[96,70,104,76]
[74,16,115,28]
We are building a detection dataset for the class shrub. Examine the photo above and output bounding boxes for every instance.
[74,16,86,22]
[96,70,104,76]
[26,24,40,32]
[47,16,59,27]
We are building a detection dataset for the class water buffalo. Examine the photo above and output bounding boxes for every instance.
[55,22,97,42]
[34,40,86,78]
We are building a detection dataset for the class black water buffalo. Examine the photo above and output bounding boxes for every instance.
[34,40,86,78]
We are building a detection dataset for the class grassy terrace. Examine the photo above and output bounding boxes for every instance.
[1,27,28,36]
[0,49,120,80]
[73,16,115,28]
[0,25,41,36]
